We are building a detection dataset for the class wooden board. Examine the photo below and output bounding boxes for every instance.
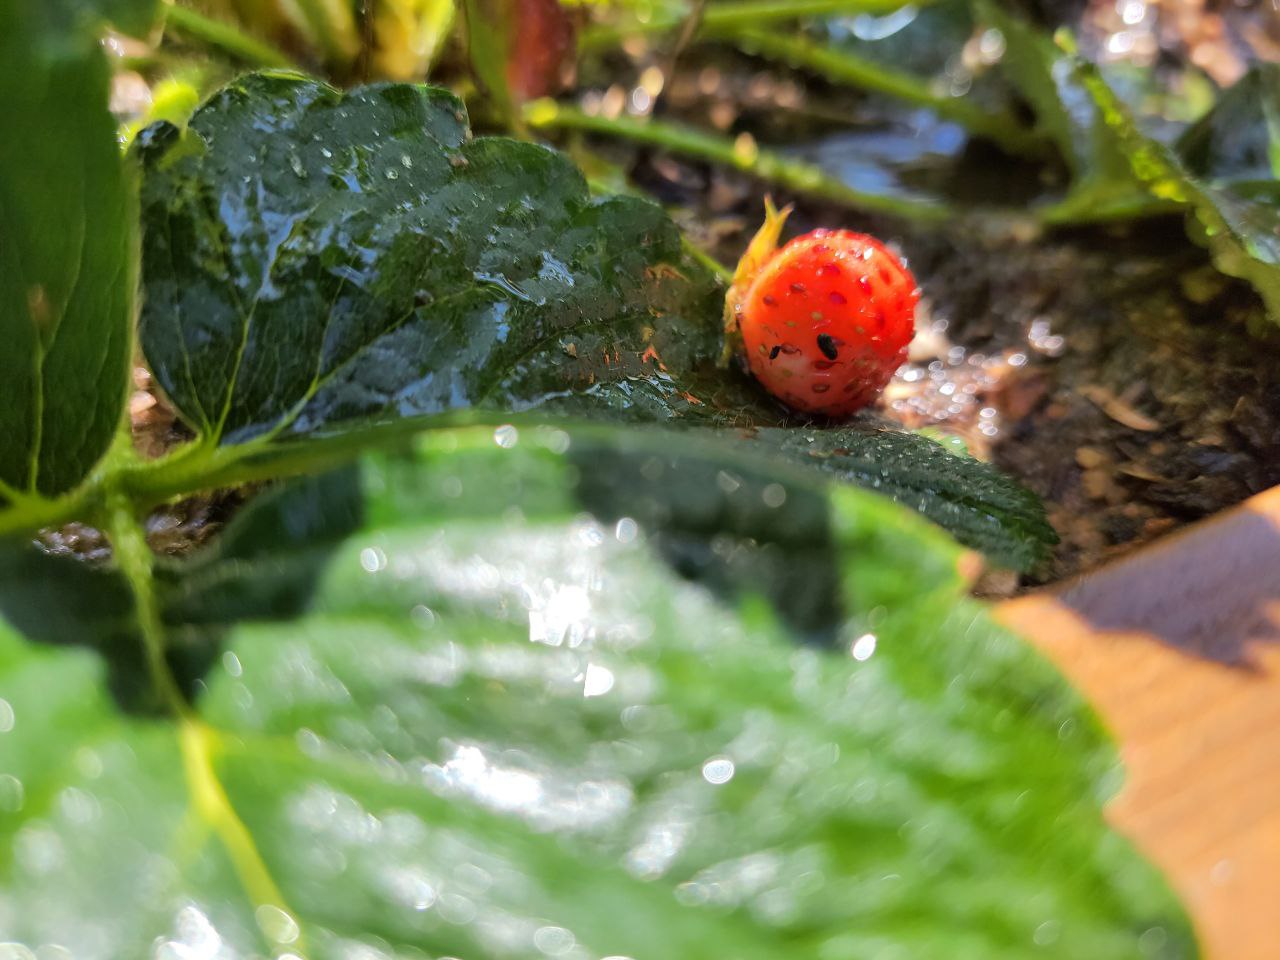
[997,487,1280,960]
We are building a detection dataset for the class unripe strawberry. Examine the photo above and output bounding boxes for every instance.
[724,200,918,418]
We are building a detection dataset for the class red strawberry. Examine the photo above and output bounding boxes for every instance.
[724,200,918,418]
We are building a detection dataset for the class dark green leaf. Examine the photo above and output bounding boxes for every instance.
[0,427,1194,957]
[0,0,137,500]
[135,72,721,446]
[731,425,1055,571]
[1177,64,1280,186]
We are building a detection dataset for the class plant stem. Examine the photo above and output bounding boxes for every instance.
[721,28,1046,157]
[99,482,308,956]
[524,99,951,221]
[682,235,733,282]
[100,487,187,714]
[291,0,362,69]
[162,4,299,68]
[582,0,923,51]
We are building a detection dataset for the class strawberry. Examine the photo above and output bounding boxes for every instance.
[724,200,919,418]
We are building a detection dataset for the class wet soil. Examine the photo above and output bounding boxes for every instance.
[911,216,1280,587]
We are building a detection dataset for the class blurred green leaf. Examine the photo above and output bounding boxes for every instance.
[1178,63,1280,186]
[970,0,1167,221]
[0,0,138,502]
[462,0,517,120]
[1065,47,1280,326]
[0,427,1193,957]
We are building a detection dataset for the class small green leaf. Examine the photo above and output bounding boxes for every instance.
[0,0,138,500]
[0,427,1194,957]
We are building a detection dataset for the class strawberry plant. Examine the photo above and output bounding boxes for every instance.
[0,0,1212,957]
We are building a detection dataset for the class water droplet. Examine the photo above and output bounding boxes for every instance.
[851,633,877,661]
[0,698,12,733]
[494,424,519,448]
[582,663,615,698]
[222,651,243,678]
[288,153,306,178]
[360,547,387,573]
[716,471,741,494]
[615,517,639,543]
[0,774,24,812]
[411,604,437,628]
[320,147,333,159]
[255,904,300,945]
[385,168,399,180]
[702,757,736,785]
[1033,919,1061,946]
[1139,926,1168,954]
[762,483,787,508]
[534,926,576,956]
[400,153,412,169]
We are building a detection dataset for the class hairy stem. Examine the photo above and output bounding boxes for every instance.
[163,4,299,69]
[524,99,951,221]
[100,486,186,713]
[721,28,1046,157]
[582,0,925,51]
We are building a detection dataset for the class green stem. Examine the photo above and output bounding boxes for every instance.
[682,235,733,282]
[162,4,299,68]
[0,487,91,539]
[99,487,187,713]
[291,0,362,69]
[99,481,308,955]
[582,0,923,51]
[524,99,951,221]
[721,28,1046,157]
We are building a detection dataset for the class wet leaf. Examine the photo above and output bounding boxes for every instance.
[134,73,1053,567]
[970,0,1161,221]
[135,72,722,447]
[1068,49,1280,325]
[1177,64,1280,187]
[0,0,139,502]
[0,428,1195,958]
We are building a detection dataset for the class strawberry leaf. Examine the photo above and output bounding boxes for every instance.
[0,427,1192,957]
[0,0,143,501]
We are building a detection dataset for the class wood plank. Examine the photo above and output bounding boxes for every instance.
[997,487,1280,960]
